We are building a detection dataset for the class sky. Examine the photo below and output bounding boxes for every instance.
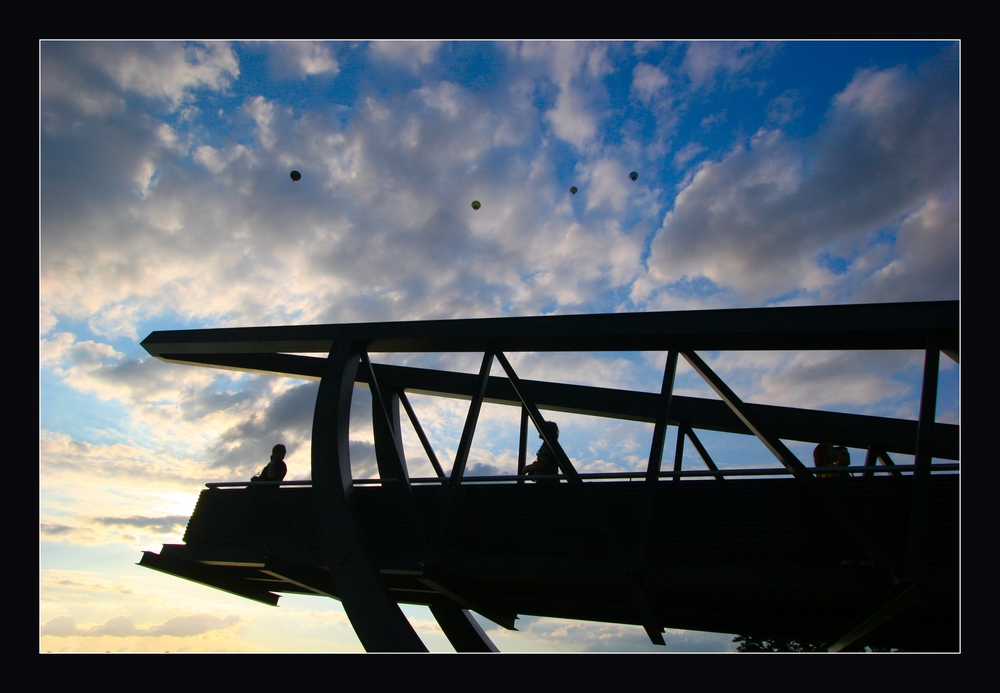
[40,40,959,652]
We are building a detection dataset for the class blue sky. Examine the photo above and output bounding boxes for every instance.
[41,41,959,652]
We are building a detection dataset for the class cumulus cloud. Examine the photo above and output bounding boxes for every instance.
[92,515,189,533]
[42,42,238,115]
[516,42,612,149]
[696,349,923,417]
[632,63,670,105]
[854,190,958,303]
[681,41,774,90]
[268,42,340,78]
[369,41,441,71]
[41,514,189,546]
[207,381,316,472]
[506,616,736,652]
[646,54,958,304]
[41,613,241,638]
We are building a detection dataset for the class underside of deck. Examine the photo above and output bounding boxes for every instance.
[141,475,958,650]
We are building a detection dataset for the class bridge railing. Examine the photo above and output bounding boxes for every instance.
[204,462,959,489]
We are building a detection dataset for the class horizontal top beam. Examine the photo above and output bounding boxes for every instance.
[145,354,959,459]
[141,301,958,356]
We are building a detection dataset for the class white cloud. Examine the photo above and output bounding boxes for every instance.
[681,41,772,90]
[517,42,612,149]
[268,41,339,78]
[646,58,958,304]
[673,142,706,168]
[855,193,959,302]
[42,42,239,112]
[369,41,441,71]
[632,62,670,105]
[194,144,250,175]
[245,95,278,150]
[582,159,631,212]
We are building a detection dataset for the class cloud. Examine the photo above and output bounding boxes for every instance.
[148,613,242,637]
[681,41,774,91]
[92,515,189,534]
[632,62,670,105]
[267,42,340,78]
[854,189,958,303]
[697,349,922,416]
[505,616,736,652]
[42,42,238,115]
[516,42,612,149]
[646,54,958,304]
[207,381,317,472]
[673,142,706,168]
[41,615,80,637]
[767,89,804,125]
[41,613,242,638]
[369,41,441,71]
[41,514,190,546]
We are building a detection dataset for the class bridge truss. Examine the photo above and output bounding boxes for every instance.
[139,300,959,651]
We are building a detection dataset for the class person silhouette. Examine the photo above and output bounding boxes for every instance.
[523,421,561,483]
[813,443,850,479]
[251,444,287,483]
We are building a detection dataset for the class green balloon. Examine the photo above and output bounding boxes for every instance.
[471,200,481,210]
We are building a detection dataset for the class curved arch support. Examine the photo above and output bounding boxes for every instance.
[311,340,427,652]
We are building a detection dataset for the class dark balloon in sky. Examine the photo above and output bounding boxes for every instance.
[570,186,578,195]
[629,171,638,182]
[290,170,302,181]
[471,200,481,210]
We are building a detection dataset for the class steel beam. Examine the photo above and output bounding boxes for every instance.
[681,350,907,585]
[449,350,495,485]
[824,583,922,652]
[430,350,494,564]
[399,390,446,480]
[494,351,665,646]
[259,558,339,599]
[142,300,959,356]
[635,352,678,568]
[672,424,685,481]
[429,604,500,652]
[139,551,279,606]
[368,364,408,482]
[518,406,528,483]
[864,447,902,479]
[684,425,725,481]
[364,352,429,562]
[153,354,959,461]
[908,347,940,580]
[311,341,427,652]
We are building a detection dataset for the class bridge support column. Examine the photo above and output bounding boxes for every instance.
[430,604,500,652]
[311,340,427,652]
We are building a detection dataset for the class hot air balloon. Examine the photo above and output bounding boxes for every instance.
[290,170,302,182]
[471,200,481,210]
[569,186,578,195]
[629,171,638,182]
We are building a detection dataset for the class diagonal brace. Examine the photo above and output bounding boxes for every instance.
[399,389,446,480]
[681,350,907,585]
[494,351,665,645]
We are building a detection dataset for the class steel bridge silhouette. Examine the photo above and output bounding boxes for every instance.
[138,300,959,652]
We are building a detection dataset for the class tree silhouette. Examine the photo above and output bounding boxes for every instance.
[733,634,825,652]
